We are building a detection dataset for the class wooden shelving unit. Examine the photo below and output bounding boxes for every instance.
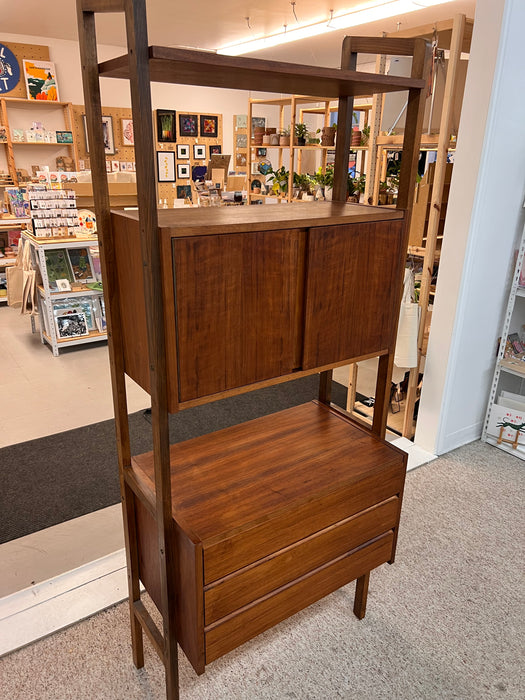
[77,2,431,698]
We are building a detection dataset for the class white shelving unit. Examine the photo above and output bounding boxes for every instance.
[482,221,525,459]
[23,232,107,356]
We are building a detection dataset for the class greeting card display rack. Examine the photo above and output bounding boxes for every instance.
[77,2,431,698]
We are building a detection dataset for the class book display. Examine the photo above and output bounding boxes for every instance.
[483,220,525,459]
[77,1,431,698]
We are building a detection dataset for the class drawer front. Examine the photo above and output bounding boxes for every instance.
[204,461,404,584]
[205,496,399,625]
[205,530,394,664]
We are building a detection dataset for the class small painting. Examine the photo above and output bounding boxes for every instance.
[56,131,73,144]
[67,248,94,283]
[156,109,176,143]
[236,114,247,129]
[193,144,206,160]
[179,114,198,138]
[121,118,134,146]
[23,60,59,101]
[251,116,266,135]
[83,115,115,155]
[177,185,192,201]
[177,163,190,179]
[236,133,247,149]
[157,150,176,182]
[209,144,222,156]
[176,144,190,159]
[255,148,267,157]
[55,313,89,339]
[200,115,218,138]
[235,153,247,168]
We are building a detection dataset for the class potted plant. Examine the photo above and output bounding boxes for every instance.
[279,127,290,146]
[347,175,360,203]
[320,123,336,146]
[267,165,290,195]
[378,180,389,205]
[293,172,315,200]
[360,124,370,147]
[294,122,308,146]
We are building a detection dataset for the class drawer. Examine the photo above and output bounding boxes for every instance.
[203,461,404,584]
[205,530,394,664]
[205,496,399,625]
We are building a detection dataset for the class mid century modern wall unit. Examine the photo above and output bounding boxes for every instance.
[76,1,431,698]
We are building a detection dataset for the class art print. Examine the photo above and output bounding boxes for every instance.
[55,312,89,338]
[67,248,94,282]
[177,163,190,179]
[199,115,218,138]
[176,185,192,201]
[193,144,206,160]
[176,144,190,159]
[156,110,176,143]
[83,115,115,155]
[251,116,266,134]
[23,60,59,101]
[121,118,134,146]
[236,133,247,149]
[209,144,222,156]
[235,114,247,129]
[178,114,198,137]
[157,151,176,182]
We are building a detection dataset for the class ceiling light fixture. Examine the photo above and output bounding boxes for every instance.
[217,0,454,56]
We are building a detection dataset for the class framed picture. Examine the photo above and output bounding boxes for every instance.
[200,115,218,138]
[178,114,198,138]
[157,151,176,182]
[83,115,115,155]
[209,144,222,156]
[121,118,134,146]
[68,248,95,283]
[251,116,266,135]
[56,131,73,144]
[235,153,247,168]
[44,249,73,287]
[236,114,247,129]
[193,144,206,160]
[236,133,247,149]
[23,60,59,101]
[55,279,71,292]
[156,109,176,143]
[176,144,190,159]
[177,184,192,201]
[177,163,190,179]
[55,312,89,339]
[255,147,267,157]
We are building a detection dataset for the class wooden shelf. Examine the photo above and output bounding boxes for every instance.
[43,329,107,345]
[99,46,426,97]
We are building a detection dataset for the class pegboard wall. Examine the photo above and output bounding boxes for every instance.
[72,104,135,171]
[0,42,51,99]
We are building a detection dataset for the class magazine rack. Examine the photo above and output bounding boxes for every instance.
[77,2,431,697]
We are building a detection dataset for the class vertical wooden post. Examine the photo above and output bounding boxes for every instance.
[76,0,144,670]
[402,15,466,438]
[122,0,179,697]
[333,37,357,203]
[365,42,387,206]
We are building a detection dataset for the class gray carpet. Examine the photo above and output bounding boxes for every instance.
[1,440,523,699]
[0,375,347,544]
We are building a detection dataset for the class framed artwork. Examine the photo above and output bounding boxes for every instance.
[209,144,222,156]
[56,131,73,144]
[236,133,247,149]
[156,109,176,143]
[178,114,198,138]
[176,144,190,159]
[177,163,190,179]
[235,114,247,129]
[67,248,95,283]
[251,116,266,135]
[235,153,247,168]
[193,144,206,160]
[177,185,192,201]
[157,151,176,182]
[55,313,89,339]
[121,118,134,146]
[255,148,267,157]
[200,115,218,138]
[23,59,59,101]
[191,165,207,182]
[83,115,115,155]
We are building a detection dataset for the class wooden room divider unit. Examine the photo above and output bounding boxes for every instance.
[76,2,431,697]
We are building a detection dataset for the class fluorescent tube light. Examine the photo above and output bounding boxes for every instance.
[217,0,454,56]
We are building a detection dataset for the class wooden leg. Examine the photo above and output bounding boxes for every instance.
[319,369,333,405]
[353,572,370,620]
[372,353,394,438]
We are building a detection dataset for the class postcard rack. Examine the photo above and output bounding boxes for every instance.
[77,2,431,698]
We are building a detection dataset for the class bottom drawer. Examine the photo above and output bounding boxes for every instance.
[205,530,394,664]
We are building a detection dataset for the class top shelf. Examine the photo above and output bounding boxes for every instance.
[99,46,425,98]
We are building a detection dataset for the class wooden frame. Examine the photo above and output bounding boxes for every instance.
[156,109,176,143]
[76,2,431,698]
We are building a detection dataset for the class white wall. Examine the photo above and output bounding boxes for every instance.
[416,0,525,454]
[1,32,249,157]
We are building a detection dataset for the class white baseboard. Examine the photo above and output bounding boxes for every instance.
[390,437,437,471]
[0,549,129,657]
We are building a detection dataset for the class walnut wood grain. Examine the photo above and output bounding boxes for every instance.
[205,532,394,663]
[303,219,405,369]
[99,46,426,98]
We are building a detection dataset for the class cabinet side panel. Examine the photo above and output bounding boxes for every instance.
[173,229,304,402]
[135,498,205,674]
[112,214,151,395]
[303,219,405,369]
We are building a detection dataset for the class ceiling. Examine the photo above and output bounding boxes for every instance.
[2,0,476,65]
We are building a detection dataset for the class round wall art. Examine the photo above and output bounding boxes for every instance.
[0,44,20,93]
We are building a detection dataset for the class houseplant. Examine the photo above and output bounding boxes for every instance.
[294,122,308,146]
